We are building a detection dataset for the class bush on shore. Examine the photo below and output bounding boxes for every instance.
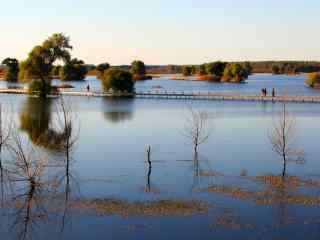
[305,72,320,88]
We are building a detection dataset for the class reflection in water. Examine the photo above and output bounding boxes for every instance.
[143,146,160,194]
[6,132,53,240]
[102,98,134,124]
[19,98,75,152]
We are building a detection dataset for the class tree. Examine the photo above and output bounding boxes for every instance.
[20,33,72,98]
[59,58,88,81]
[222,63,250,83]
[96,63,110,79]
[131,60,151,80]
[101,68,134,93]
[205,61,227,77]
[1,58,19,82]
[182,66,193,76]
[181,107,212,154]
[272,65,280,75]
[243,61,252,76]
[131,60,146,76]
[198,64,206,76]
[269,102,304,178]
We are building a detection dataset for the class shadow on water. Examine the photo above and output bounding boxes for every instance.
[102,97,134,124]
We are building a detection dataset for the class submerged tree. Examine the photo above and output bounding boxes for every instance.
[182,107,212,154]
[20,33,73,98]
[101,68,134,93]
[269,102,304,178]
[1,58,19,82]
[131,60,146,76]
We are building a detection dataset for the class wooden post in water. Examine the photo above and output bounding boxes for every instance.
[146,145,152,192]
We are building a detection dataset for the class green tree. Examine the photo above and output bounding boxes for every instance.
[21,33,72,98]
[243,62,252,76]
[101,68,134,93]
[1,58,19,82]
[59,58,88,81]
[271,65,280,74]
[182,66,193,76]
[223,63,249,83]
[205,61,227,77]
[131,60,146,76]
[96,63,110,79]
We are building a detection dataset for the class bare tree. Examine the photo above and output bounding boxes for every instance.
[181,106,212,154]
[0,103,13,205]
[269,102,304,178]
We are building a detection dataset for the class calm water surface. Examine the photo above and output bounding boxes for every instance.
[2,74,320,96]
[0,88,319,239]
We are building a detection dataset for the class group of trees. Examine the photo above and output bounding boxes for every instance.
[271,63,299,75]
[139,61,320,75]
[2,33,88,97]
[182,61,252,83]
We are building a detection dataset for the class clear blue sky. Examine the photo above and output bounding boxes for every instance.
[1,0,320,65]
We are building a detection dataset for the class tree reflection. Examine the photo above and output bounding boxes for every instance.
[19,98,75,152]
[8,97,80,239]
[102,98,134,124]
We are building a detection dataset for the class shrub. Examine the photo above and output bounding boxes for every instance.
[101,68,134,93]
[305,72,320,88]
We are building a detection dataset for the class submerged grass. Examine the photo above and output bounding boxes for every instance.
[74,199,210,217]
[204,185,320,206]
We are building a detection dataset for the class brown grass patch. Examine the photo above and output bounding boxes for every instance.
[74,199,210,217]
[204,185,320,206]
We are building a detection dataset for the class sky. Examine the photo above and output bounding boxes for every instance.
[1,0,320,65]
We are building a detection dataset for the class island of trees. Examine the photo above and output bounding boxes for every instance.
[181,62,252,83]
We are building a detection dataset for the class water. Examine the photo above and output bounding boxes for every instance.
[2,73,320,96]
[0,78,319,239]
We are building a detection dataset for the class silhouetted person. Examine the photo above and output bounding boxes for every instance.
[86,84,90,92]
[272,88,275,97]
